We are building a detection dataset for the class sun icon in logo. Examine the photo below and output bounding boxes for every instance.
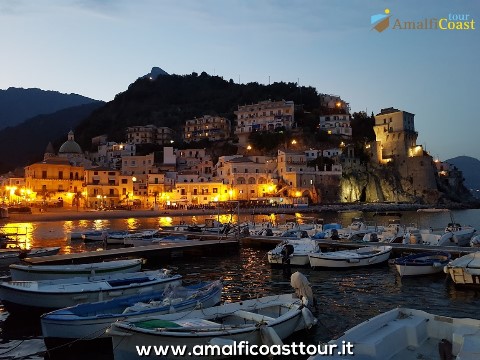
[371,8,392,32]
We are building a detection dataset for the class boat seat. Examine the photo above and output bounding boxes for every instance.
[233,310,275,323]
[354,314,427,359]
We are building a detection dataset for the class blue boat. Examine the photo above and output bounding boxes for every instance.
[40,280,223,349]
[393,251,451,277]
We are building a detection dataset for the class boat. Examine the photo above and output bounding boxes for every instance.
[470,234,480,247]
[0,269,182,313]
[82,230,108,242]
[308,307,480,360]
[308,245,392,269]
[41,280,223,349]
[107,272,317,360]
[416,208,450,212]
[443,223,476,247]
[268,239,320,266]
[279,229,310,239]
[109,229,160,245]
[444,252,480,287]
[0,247,60,267]
[124,234,188,247]
[9,258,143,281]
[393,251,451,277]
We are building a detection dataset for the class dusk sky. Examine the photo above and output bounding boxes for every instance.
[0,0,478,160]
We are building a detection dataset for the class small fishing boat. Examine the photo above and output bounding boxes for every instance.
[444,252,480,287]
[393,251,451,277]
[107,272,317,360]
[0,270,182,313]
[308,245,392,269]
[124,234,188,247]
[9,258,143,281]
[82,230,108,242]
[308,307,480,360]
[268,239,320,266]
[41,280,223,349]
[443,223,476,247]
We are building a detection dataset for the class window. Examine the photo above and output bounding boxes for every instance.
[109,189,114,196]
[42,171,47,179]
[121,179,127,184]
[213,188,218,193]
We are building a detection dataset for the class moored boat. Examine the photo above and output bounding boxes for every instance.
[268,239,320,266]
[107,272,317,360]
[308,307,480,360]
[393,251,451,277]
[0,269,182,313]
[444,252,480,287]
[9,258,143,281]
[308,245,392,269]
[41,280,223,349]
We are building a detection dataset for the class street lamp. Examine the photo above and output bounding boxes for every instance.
[291,139,297,145]
[246,145,252,151]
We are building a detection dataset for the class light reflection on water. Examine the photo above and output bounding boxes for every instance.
[0,210,479,359]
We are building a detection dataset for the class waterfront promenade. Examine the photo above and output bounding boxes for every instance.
[2,202,471,223]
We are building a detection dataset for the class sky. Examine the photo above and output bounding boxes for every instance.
[0,0,479,160]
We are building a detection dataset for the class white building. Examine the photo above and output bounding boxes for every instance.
[319,114,352,138]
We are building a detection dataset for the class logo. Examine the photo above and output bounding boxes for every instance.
[371,8,391,32]
[370,8,475,32]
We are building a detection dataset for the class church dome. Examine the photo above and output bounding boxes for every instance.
[58,130,83,154]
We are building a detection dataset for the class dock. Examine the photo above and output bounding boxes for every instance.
[24,239,239,265]
[241,236,479,258]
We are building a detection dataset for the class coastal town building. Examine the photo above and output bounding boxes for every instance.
[214,155,277,201]
[126,125,174,145]
[234,100,295,145]
[319,114,352,138]
[57,131,92,168]
[183,115,231,142]
[89,142,136,170]
[84,167,134,209]
[319,94,350,114]
[176,148,209,171]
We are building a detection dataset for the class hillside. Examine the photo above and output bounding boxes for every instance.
[0,102,104,173]
[0,87,99,130]
[74,72,322,149]
[446,156,480,198]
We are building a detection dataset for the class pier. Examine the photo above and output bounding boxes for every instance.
[23,239,239,265]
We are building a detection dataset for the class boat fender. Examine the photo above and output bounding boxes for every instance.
[209,338,236,347]
[301,307,318,329]
[260,325,283,346]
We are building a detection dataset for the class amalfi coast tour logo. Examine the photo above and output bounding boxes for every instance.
[371,9,391,32]
[371,9,475,32]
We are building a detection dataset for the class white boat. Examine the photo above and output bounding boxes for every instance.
[444,223,476,247]
[41,280,223,348]
[0,269,182,313]
[308,245,392,269]
[393,251,451,277]
[108,229,160,245]
[124,234,188,247]
[82,230,108,242]
[308,307,480,360]
[416,208,450,212]
[107,272,317,360]
[9,258,143,281]
[444,252,480,287]
[268,239,320,266]
[470,234,480,247]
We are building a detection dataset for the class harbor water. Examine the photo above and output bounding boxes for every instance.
[0,209,479,359]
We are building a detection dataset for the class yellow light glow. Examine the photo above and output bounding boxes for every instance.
[291,139,297,145]
[327,130,332,135]
[295,191,301,197]
[132,177,137,182]
[246,145,252,150]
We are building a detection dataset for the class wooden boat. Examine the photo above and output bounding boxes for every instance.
[444,252,480,287]
[308,307,480,360]
[268,239,320,266]
[9,258,143,281]
[108,291,317,360]
[0,270,182,313]
[393,251,451,277]
[308,245,392,269]
[41,280,223,349]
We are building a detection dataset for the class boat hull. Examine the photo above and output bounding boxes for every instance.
[0,273,182,313]
[109,294,311,360]
[10,259,143,281]
[308,246,392,269]
[41,282,222,342]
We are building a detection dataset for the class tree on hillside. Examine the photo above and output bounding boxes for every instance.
[351,111,375,142]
